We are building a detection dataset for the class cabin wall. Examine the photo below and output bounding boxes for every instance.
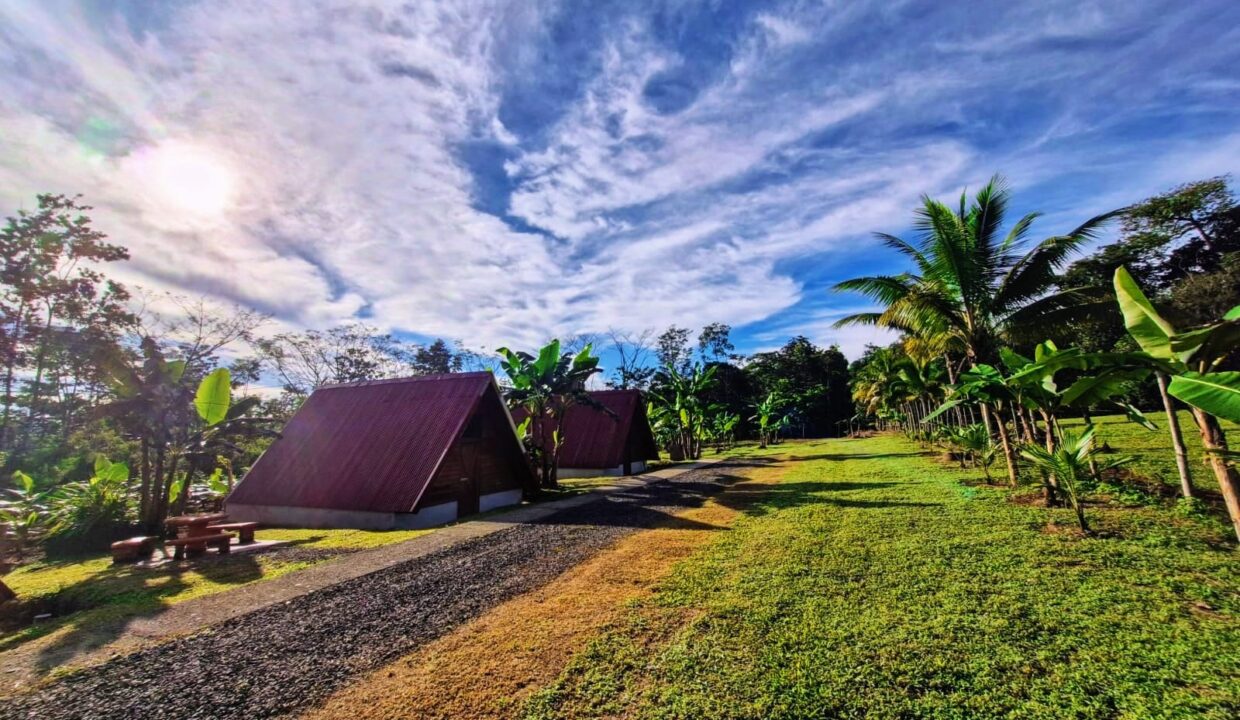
[418,398,525,516]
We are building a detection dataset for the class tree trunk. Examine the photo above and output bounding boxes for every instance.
[993,407,1019,487]
[158,452,181,524]
[1190,409,1240,543]
[1040,409,1060,506]
[980,403,997,441]
[19,304,55,454]
[1156,372,1194,499]
[0,302,29,452]
[1081,410,1101,480]
[138,438,151,519]
[146,446,166,530]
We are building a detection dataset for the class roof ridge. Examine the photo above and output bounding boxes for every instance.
[319,371,493,390]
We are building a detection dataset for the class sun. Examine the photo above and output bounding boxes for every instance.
[138,141,236,218]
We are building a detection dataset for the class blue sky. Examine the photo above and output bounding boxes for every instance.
[1,0,1239,367]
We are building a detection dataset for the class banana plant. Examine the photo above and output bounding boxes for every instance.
[707,410,740,452]
[498,339,602,493]
[925,364,1021,487]
[46,456,131,544]
[1114,266,1240,541]
[649,363,717,460]
[750,391,785,449]
[0,470,46,559]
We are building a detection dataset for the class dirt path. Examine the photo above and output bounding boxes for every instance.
[0,459,772,720]
[302,461,786,719]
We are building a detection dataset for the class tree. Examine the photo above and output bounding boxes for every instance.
[1050,176,1240,355]
[746,337,852,437]
[835,174,1118,367]
[606,328,656,389]
[253,323,414,396]
[655,326,692,372]
[498,339,602,494]
[98,341,267,529]
[834,173,1118,455]
[0,194,133,455]
[412,339,462,375]
[649,362,717,459]
[1121,177,1239,288]
[1021,426,1130,533]
[137,294,268,375]
[698,323,734,364]
[751,391,784,449]
[1113,266,1240,541]
[0,470,46,558]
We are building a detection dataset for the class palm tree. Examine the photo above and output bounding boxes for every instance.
[835,175,1118,481]
[1020,425,1131,533]
[834,175,1118,367]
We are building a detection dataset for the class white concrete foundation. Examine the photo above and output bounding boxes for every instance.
[395,501,458,529]
[479,489,523,513]
[225,503,398,530]
[557,460,647,479]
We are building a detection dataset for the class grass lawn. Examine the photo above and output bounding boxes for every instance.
[1063,410,1239,498]
[524,431,1240,719]
[0,526,429,653]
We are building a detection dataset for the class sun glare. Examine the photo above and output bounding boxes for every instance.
[138,141,235,218]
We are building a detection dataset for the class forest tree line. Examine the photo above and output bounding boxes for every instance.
[1,174,1237,547]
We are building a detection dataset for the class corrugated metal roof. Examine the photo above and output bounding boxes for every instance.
[228,372,527,513]
[513,390,660,469]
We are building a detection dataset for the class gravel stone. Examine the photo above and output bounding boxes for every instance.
[0,462,758,720]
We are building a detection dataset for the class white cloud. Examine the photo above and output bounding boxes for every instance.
[0,0,1238,361]
[755,14,811,48]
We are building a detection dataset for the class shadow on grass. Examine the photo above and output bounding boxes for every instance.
[786,451,932,462]
[14,535,332,676]
[714,480,942,517]
[531,459,784,534]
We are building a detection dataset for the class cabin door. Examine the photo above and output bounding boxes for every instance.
[456,440,481,516]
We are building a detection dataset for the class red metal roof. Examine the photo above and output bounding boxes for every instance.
[513,390,660,469]
[228,372,528,513]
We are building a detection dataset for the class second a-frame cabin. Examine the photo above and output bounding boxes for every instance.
[226,373,533,529]
[515,389,661,477]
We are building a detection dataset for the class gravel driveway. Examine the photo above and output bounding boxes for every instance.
[0,462,756,720]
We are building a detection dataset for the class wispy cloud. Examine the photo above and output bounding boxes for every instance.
[0,0,1238,360]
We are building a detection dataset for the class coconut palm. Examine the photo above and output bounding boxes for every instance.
[835,174,1118,476]
[1020,425,1131,533]
[834,174,1118,368]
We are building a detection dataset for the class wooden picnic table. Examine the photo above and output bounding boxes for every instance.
[165,512,230,538]
[164,513,233,560]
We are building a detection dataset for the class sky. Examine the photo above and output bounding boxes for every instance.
[2,0,1239,368]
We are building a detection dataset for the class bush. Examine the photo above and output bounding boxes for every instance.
[43,459,134,555]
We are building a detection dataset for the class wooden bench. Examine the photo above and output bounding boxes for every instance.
[165,532,234,560]
[206,522,258,544]
[110,536,159,564]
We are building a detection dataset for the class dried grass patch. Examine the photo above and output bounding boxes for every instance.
[301,462,785,720]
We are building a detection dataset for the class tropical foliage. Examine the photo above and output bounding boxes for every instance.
[498,339,602,494]
[843,175,1240,541]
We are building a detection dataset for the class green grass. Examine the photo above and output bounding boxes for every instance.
[1062,410,1239,497]
[1,526,428,652]
[523,432,1240,719]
